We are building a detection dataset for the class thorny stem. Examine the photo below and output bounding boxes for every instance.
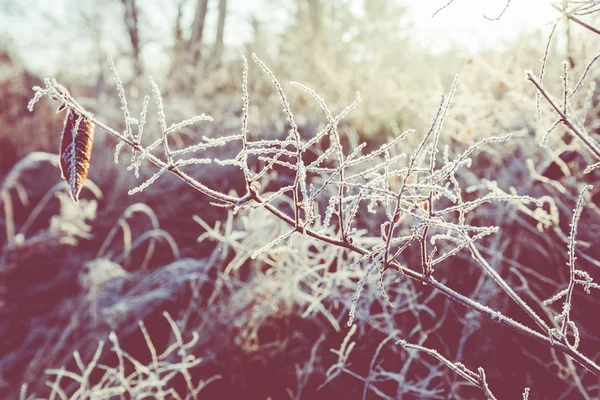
[552,3,600,36]
[90,116,240,205]
[527,72,600,160]
[561,185,591,339]
[251,54,305,228]
[383,95,446,268]
[419,227,431,277]
[397,340,496,399]
[467,241,550,334]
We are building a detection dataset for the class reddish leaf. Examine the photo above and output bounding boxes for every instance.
[59,109,95,202]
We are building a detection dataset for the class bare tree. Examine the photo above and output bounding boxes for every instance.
[213,0,227,67]
[187,0,209,65]
[296,0,323,38]
[120,0,142,75]
[306,0,323,36]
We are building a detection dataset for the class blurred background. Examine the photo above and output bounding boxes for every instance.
[1,0,600,399]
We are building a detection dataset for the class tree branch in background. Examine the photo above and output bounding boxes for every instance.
[552,2,600,36]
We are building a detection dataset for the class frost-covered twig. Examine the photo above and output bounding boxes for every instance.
[527,71,600,160]
[560,185,592,344]
[396,339,497,399]
[27,54,600,388]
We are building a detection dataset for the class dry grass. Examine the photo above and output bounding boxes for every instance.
[2,3,600,399]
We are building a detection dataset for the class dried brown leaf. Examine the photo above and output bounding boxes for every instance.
[59,109,95,203]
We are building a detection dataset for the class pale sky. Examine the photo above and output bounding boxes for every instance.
[0,0,560,75]
[409,0,557,52]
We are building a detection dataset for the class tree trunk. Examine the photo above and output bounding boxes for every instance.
[188,0,209,65]
[213,0,227,66]
[306,0,322,37]
[121,0,142,75]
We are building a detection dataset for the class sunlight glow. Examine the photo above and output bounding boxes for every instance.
[409,0,557,52]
